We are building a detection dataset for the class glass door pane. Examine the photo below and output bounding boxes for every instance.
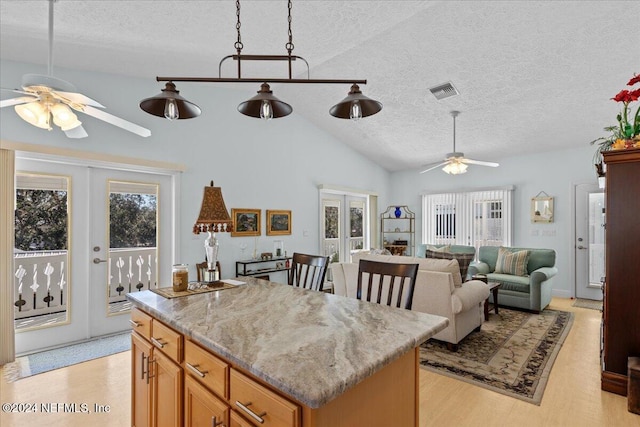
[13,173,70,331]
[107,181,159,315]
[588,193,605,286]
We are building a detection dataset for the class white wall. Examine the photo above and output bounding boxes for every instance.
[1,60,391,283]
[389,144,599,298]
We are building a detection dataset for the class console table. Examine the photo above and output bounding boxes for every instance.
[236,257,292,281]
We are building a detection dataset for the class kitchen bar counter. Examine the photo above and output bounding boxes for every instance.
[127,277,448,409]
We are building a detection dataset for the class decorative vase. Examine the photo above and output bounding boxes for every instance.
[394,207,402,218]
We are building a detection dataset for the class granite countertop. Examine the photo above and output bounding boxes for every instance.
[127,277,448,408]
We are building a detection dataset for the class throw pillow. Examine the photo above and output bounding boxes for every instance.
[426,244,451,253]
[425,249,474,282]
[494,247,531,276]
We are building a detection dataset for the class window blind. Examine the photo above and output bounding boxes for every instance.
[422,187,513,252]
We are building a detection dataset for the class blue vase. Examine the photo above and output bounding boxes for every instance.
[394,207,402,218]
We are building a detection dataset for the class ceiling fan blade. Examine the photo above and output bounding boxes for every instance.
[1,87,37,96]
[419,161,450,174]
[1,96,38,108]
[64,125,89,139]
[461,158,500,167]
[54,90,105,108]
[77,105,151,137]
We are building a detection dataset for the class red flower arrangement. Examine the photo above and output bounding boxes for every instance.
[591,73,640,159]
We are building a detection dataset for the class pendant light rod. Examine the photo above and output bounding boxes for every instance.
[155,76,368,85]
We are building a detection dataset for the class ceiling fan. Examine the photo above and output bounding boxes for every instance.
[419,111,499,174]
[0,0,150,139]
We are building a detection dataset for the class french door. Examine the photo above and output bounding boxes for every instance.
[320,193,368,264]
[14,157,174,354]
[574,183,605,300]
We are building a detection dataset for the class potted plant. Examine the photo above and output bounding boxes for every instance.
[591,73,640,175]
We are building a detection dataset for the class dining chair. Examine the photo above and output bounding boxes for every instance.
[196,260,221,282]
[357,259,419,310]
[288,252,330,292]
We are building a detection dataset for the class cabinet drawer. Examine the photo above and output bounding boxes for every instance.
[185,339,229,399]
[230,369,300,427]
[130,307,152,341]
[151,319,183,363]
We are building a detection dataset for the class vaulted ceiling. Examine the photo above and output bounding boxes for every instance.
[1,1,638,171]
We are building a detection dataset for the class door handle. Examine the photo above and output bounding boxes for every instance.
[577,245,587,250]
[93,257,108,264]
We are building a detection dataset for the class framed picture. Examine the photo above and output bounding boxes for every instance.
[266,210,291,236]
[231,208,261,237]
[531,196,554,223]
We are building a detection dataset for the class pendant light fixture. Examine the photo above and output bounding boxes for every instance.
[139,0,381,121]
[237,83,292,120]
[139,82,202,120]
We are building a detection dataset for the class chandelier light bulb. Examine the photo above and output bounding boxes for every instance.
[51,103,82,130]
[350,100,362,121]
[15,102,50,129]
[260,100,273,120]
[164,98,179,120]
[443,161,468,175]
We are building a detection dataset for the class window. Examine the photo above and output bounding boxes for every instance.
[422,187,513,251]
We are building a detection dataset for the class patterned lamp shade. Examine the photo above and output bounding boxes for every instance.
[193,181,233,234]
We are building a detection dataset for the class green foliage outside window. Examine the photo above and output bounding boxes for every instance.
[14,190,68,251]
[109,193,157,248]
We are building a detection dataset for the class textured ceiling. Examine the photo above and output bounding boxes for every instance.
[1,1,639,171]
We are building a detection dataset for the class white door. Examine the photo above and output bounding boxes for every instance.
[88,168,173,337]
[14,158,176,353]
[320,193,368,264]
[575,183,605,300]
[14,160,90,354]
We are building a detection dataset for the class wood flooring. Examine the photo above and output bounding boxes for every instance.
[1,298,639,427]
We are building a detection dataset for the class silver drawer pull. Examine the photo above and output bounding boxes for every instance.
[186,362,208,378]
[129,320,141,327]
[211,415,224,427]
[235,401,266,424]
[151,337,165,348]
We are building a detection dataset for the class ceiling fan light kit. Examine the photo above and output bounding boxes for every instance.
[0,0,151,139]
[419,110,499,175]
[140,0,382,121]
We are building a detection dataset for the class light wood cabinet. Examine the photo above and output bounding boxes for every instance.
[131,312,184,427]
[131,333,152,427]
[152,348,183,427]
[185,375,229,427]
[601,147,640,395]
[230,369,300,427]
[132,307,420,427]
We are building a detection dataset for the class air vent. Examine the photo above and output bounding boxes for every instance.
[429,82,459,100]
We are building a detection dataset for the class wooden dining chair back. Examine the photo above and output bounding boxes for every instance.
[196,261,221,282]
[288,253,330,292]
[357,259,419,310]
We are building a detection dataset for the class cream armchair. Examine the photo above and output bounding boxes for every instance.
[330,253,489,351]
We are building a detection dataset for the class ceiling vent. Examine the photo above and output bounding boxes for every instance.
[429,82,459,100]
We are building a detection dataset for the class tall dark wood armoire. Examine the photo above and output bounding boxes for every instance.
[601,147,640,395]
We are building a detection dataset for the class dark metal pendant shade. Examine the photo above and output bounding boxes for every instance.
[329,84,382,119]
[237,83,292,119]
[139,82,201,119]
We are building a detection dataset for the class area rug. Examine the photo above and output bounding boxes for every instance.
[419,308,573,405]
[572,298,603,311]
[2,332,130,382]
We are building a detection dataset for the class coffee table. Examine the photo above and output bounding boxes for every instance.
[484,282,502,321]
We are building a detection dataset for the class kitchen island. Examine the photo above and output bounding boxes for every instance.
[127,277,448,427]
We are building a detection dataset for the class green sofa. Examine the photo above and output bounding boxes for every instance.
[467,246,557,313]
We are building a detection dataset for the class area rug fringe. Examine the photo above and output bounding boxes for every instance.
[420,308,574,405]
